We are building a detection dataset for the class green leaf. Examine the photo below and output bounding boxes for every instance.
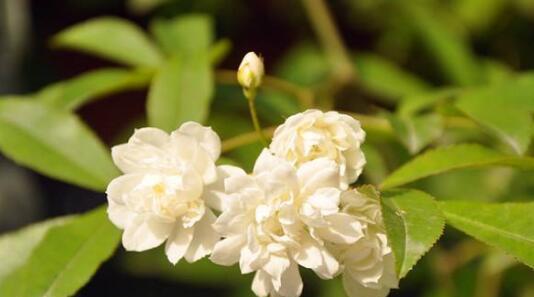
[53,17,163,67]
[439,201,534,268]
[453,0,506,32]
[151,14,213,56]
[147,54,214,131]
[0,206,120,297]
[381,189,445,278]
[355,54,430,101]
[404,4,481,86]
[0,100,119,191]
[387,113,443,154]
[398,88,459,116]
[381,144,534,189]
[0,217,73,285]
[38,68,152,110]
[209,38,232,65]
[456,75,534,154]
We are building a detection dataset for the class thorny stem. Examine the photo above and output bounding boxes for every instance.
[215,70,314,109]
[300,0,355,84]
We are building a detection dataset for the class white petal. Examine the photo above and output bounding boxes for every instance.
[106,173,143,205]
[263,255,290,290]
[344,148,366,185]
[184,209,220,263]
[178,121,221,160]
[306,188,341,213]
[165,222,194,264]
[315,213,364,244]
[277,261,303,297]
[293,236,339,279]
[317,247,340,279]
[171,132,217,184]
[210,235,246,266]
[381,252,399,289]
[111,128,170,173]
[293,237,323,269]
[225,174,257,194]
[203,165,247,211]
[107,201,134,229]
[297,158,340,194]
[122,214,172,251]
[240,227,268,273]
[342,273,391,297]
[253,149,291,176]
[253,149,298,200]
[252,270,273,297]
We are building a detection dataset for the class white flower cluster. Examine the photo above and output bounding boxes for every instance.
[106,110,397,297]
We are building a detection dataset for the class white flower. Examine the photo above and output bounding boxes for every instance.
[210,149,365,297]
[106,122,223,265]
[269,109,366,189]
[335,189,398,297]
[238,52,264,96]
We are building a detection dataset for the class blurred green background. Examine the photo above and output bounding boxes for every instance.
[0,0,533,296]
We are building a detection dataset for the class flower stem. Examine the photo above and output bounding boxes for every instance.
[301,0,355,83]
[222,127,276,153]
[246,91,268,146]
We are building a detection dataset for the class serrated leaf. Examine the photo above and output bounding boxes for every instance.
[381,144,534,189]
[0,217,73,285]
[53,17,163,67]
[456,75,534,154]
[439,201,534,268]
[38,68,151,111]
[381,189,445,278]
[355,54,430,101]
[0,206,120,297]
[150,14,213,56]
[0,100,119,191]
[147,53,213,131]
[387,113,443,154]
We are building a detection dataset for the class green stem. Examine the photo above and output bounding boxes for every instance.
[246,92,268,146]
[301,0,355,83]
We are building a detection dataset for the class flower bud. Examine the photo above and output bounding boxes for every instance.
[237,52,264,97]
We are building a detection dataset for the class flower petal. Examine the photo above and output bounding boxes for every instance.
[178,121,221,160]
[277,261,303,297]
[165,222,194,264]
[315,213,364,244]
[171,132,217,184]
[107,201,134,229]
[111,127,170,173]
[297,158,340,194]
[210,235,245,266]
[293,236,339,279]
[342,273,390,297]
[122,214,172,251]
[184,209,220,263]
[203,165,247,211]
[263,254,290,290]
[252,270,273,297]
